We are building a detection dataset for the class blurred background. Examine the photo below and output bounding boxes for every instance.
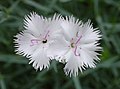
[0,0,120,89]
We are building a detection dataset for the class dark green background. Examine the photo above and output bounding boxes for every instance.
[0,0,120,89]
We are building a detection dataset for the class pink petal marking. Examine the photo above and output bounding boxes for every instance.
[44,30,50,39]
[74,46,80,56]
[30,39,40,46]
[75,35,82,45]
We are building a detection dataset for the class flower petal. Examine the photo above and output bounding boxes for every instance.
[78,20,102,44]
[61,16,81,41]
[14,31,40,58]
[24,12,46,37]
[47,36,69,61]
[78,48,98,68]
[29,46,50,70]
[47,14,64,40]
[80,42,102,51]
[64,50,83,77]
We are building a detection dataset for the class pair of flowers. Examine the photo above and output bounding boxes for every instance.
[14,12,102,77]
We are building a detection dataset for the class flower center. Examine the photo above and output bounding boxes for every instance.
[42,39,47,44]
[70,35,82,56]
[71,43,75,48]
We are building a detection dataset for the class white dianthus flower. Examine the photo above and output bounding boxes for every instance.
[48,16,102,77]
[14,12,63,71]
[14,12,102,77]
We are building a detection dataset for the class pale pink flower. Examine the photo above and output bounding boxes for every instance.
[14,12,63,71]
[48,16,102,76]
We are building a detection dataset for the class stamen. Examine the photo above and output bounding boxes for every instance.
[30,39,40,46]
[44,30,50,39]
[74,46,80,56]
[72,38,74,40]
[76,32,79,37]
[70,38,74,43]
[75,35,82,45]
